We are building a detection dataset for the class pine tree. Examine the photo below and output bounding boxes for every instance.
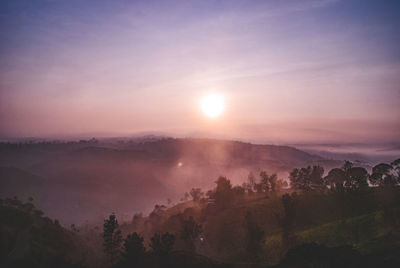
[103,213,122,265]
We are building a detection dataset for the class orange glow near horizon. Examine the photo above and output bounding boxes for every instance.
[0,0,399,144]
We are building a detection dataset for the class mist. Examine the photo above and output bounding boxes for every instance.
[1,0,400,267]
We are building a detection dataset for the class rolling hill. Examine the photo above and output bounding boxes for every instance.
[0,138,340,224]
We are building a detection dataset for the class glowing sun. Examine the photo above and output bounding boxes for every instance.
[201,94,224,118]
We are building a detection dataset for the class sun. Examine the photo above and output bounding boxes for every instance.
[201,94,224,118]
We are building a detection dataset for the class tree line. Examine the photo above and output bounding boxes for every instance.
[121,158,400,265]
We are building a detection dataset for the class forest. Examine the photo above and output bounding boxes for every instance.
[1,158,400,268]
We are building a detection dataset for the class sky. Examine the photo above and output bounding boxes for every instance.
[0,0,399,143]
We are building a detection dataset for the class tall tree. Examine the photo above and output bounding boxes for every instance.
[259,171,271,192]
[289,168,302,190]
[289,166,325,191]
[150,232,175,256]
[391,159,400,181]
[242,172,256,194]
[189,188,204,202]
[344,167,369,190]
[103,213,122,265]
[370,163,397,187]
[278,194,297,251]
[259,171,280,192]
[254,182,264,193]
[214,176,233,208]
[342,160,353,173]
[324,168,346,190]
[244,211,265,261]
[122,232,146,265]
[310,165,324,189]
[248,172,256,189]
[180,216,203,252]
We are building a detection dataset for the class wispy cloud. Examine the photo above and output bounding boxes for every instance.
[0,0,398,142]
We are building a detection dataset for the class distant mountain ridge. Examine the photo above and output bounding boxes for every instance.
[0,138,340,224]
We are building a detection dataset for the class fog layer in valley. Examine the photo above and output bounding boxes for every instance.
[0,137,348,224]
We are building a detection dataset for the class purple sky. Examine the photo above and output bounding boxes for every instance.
[0,0,399,143]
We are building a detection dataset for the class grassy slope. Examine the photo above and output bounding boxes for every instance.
[123,188,400,266]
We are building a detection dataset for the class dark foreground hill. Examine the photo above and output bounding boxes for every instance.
[118,184,400,267]
[0,138,339,224]
[1,158,400,268]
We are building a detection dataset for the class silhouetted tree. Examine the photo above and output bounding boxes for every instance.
[242,182,252,194]
[342,160,353,173]
[103,213,122,265]
[189,188,204,202]
[373,161,400,229]
[260,171,280,192]
[269,173,279,192]
[344,167,369,190]
[232,185,245,196]
[180,216,202,252]
[370,163,397,187]
[324,168,346,190]
[278,193,297,251]
[392,158,400,181]
[122,232,146,265]
[0,197,85,267]
[246,172,256,194]
[254,182,264,193]
[289,168,303,190]
[310,165,324,189]
[150,232,175,256]
[148,205,167,231]
[181,192,190,202]
[260,171,271,192]
[289,166,324,191]
[214,176,233,208]
[244,211,265,261]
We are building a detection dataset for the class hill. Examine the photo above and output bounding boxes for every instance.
[119,185,400,267]
[0,138,339,224]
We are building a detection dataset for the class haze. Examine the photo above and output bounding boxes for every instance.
[0,0,399,143]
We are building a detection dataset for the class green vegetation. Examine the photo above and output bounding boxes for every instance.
[1,159,400,267]
[0,197,90,268]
